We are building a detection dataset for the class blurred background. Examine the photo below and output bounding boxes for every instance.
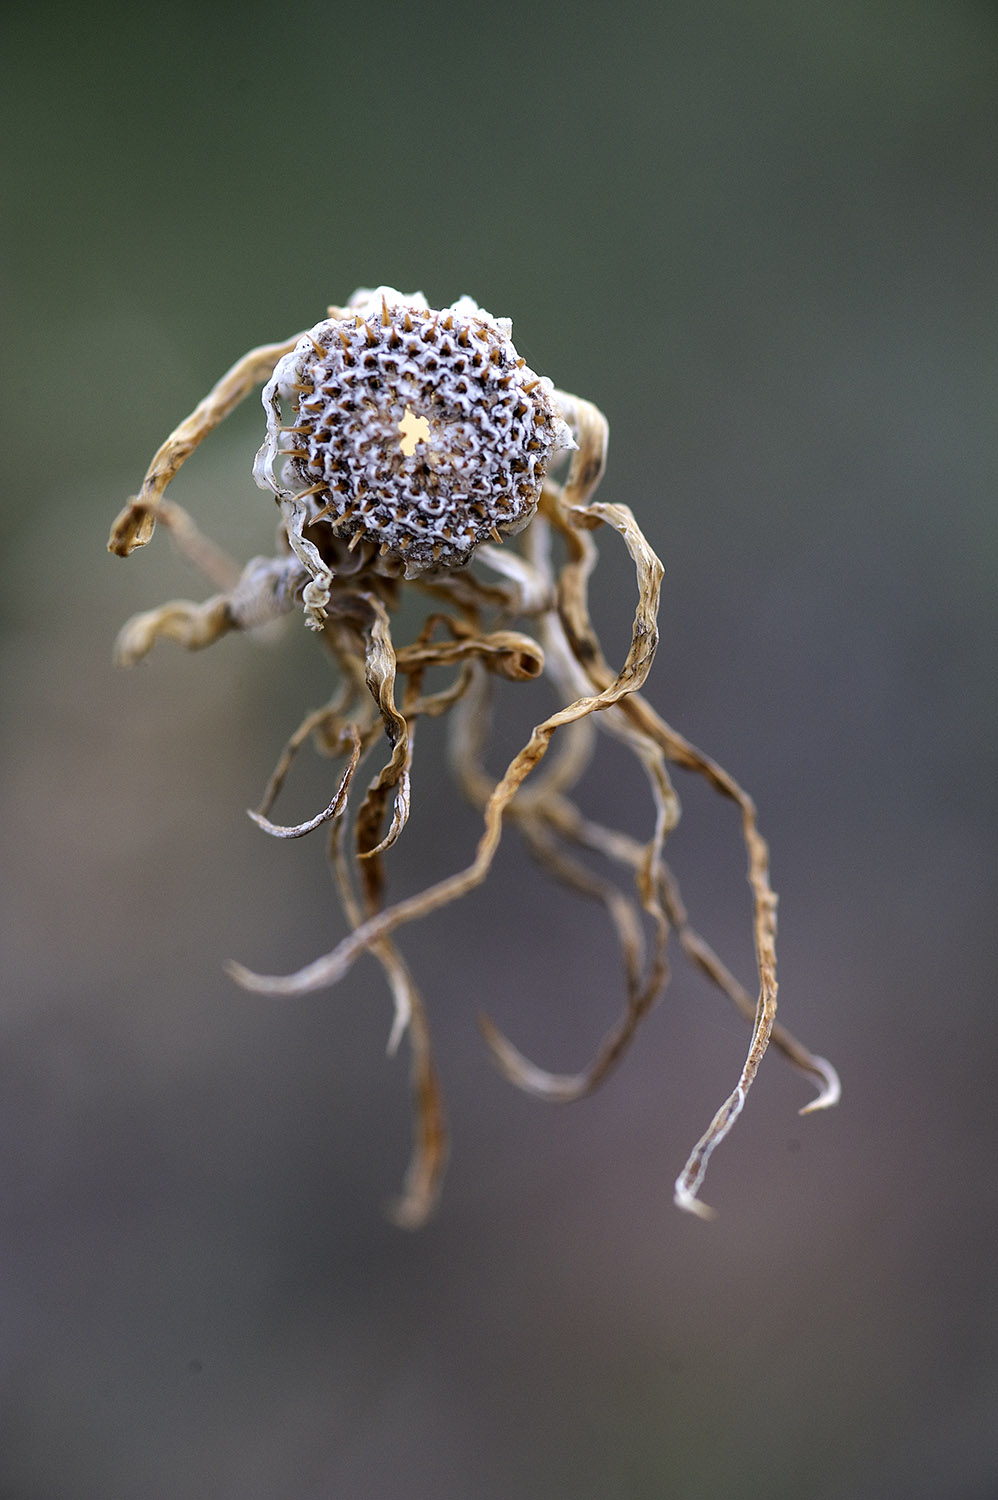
[2,1,996,1495]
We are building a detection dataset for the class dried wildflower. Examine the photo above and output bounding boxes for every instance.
[109,286,838,1224]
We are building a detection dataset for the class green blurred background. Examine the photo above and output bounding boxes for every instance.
[2,1,997,1495]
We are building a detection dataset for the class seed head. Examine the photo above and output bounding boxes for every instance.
[253,288,574,590]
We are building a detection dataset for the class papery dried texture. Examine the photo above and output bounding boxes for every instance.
[108,288,838,1223]
[253,288,575,626]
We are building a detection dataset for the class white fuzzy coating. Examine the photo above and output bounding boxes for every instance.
[254,289,574,618]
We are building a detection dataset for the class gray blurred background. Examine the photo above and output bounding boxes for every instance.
[2,1,996,1496]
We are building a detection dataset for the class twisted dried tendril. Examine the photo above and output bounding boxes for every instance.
[109,288,838,1224]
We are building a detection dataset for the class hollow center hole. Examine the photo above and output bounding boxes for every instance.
[398,407,431,456]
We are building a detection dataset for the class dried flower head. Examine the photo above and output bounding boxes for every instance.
[255,289,573,620]
[108,287,838,1225]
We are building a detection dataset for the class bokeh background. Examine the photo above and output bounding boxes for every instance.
[2,2,996,1496]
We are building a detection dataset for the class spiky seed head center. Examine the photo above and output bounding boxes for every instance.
[254,287,574,580]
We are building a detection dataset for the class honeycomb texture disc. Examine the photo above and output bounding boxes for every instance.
[254,288,573,579]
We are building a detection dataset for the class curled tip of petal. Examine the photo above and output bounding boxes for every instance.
[386,1011,408,1056]
[478,1013,588,1101]
[246,802,342,840]
[673,1181,717,1220]
[246,807,308,838]
[798,1055,841,1115]
[386,1193,436,1232]
[225,959,283,994]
